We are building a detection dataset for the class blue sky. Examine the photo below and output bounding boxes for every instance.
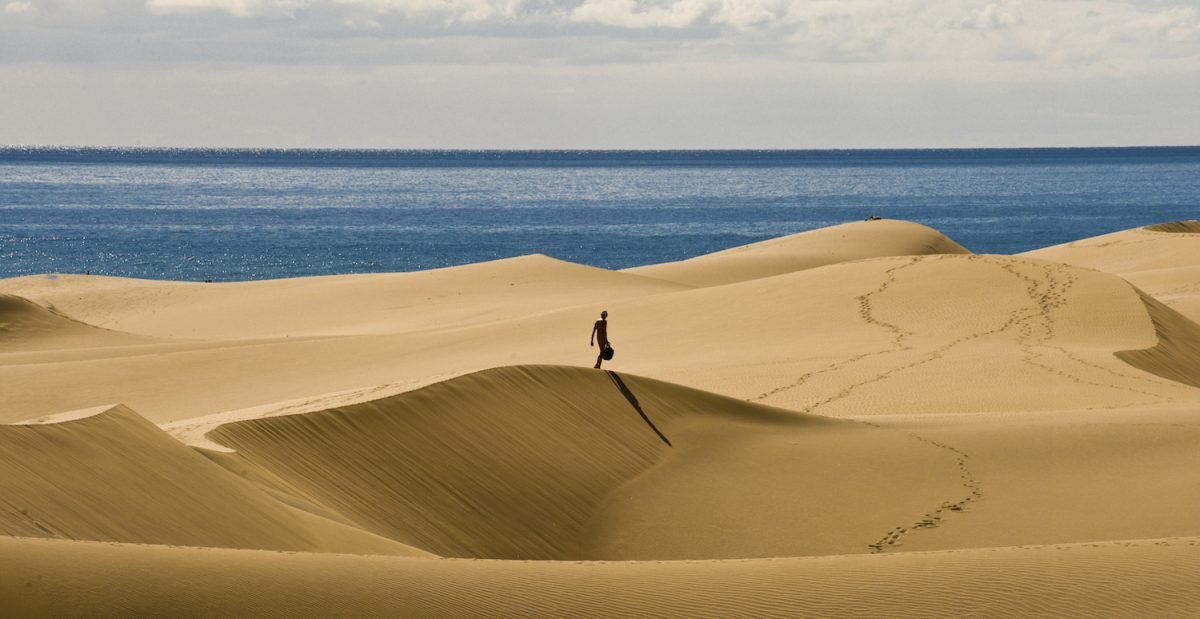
[2,0,1198,147]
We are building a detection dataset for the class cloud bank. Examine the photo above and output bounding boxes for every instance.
[0,0,1194,74]
[1,0,1197,147]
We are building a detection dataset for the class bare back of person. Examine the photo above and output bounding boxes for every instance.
[590,310,610,368]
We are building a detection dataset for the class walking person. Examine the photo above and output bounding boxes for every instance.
[590,310,610,369]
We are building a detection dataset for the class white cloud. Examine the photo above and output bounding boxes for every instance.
[3,1,33,14]
[346,0,556,23]
[710,0,781,29]
[570,0,712,29]
[145,0,313,17]
[143,0,563,22]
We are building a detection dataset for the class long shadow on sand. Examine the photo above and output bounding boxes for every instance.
[606,371,672,447]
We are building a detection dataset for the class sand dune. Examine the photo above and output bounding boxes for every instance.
[609,252,1200,414]
[1115,290,1200,389]
[5,218,1200,616]
[0,294,155,353]
[7,251,1193,426]
[625,219,969,286]
[207,365,961,560]
[0,365,969,561]
[1025,220,1200,321]
[0,404,426,556]
[0,254,687,339]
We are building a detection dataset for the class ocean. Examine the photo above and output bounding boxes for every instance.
[2,147,1198,282]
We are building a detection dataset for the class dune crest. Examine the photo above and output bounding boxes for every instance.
[0,294,154,352]
[206,365,965,560]
[625,219,970,287]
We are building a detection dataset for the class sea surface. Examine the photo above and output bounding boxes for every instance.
[2,147,1199,282]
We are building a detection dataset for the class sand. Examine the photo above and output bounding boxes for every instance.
[1025,220,1200,322]
[4,218,1200,616]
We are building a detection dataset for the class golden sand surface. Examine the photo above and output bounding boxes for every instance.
[4,219,1200,616]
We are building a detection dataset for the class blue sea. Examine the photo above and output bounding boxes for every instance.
[2,147,1198,282]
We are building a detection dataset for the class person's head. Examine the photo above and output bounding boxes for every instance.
[601,310,608,319]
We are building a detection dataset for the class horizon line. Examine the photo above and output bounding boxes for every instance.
[4,144,1200,153]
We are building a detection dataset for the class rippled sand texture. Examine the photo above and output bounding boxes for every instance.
[5,219,1200,616]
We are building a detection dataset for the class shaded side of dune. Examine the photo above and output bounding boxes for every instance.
[0,405,425,556]
[207,365,676,560]
[208,365,814,560]
[1144,221,1200,234]
[1116,290,1200,389]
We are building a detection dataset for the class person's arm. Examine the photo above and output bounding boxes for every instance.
[591,322,597,346]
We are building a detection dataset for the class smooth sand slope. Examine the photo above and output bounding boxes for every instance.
[5,218,1200,616]
[7,535,1200,618]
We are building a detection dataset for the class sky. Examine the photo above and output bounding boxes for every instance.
[1,0,1198,148]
